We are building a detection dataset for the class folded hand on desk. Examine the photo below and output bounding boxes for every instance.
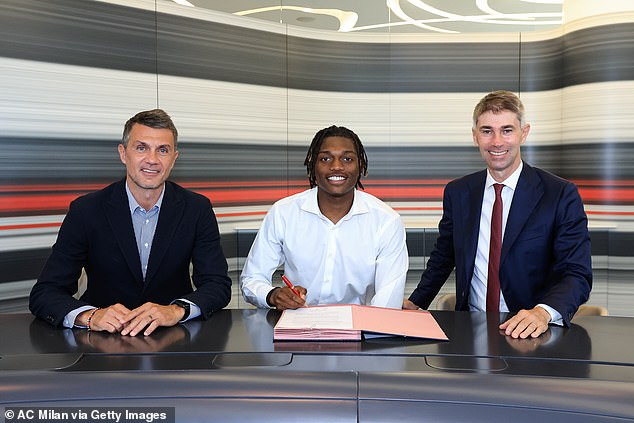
[77,302,186,336]
[499,306,550,339]
[402,299,551,340]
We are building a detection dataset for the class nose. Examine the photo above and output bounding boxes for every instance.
[331,157,344,169]
[491,131,503,145]
[146,148,159,163]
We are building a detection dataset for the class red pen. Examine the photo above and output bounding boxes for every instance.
[281,274,301,297]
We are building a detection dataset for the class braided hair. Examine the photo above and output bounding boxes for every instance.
[304,125,369,189]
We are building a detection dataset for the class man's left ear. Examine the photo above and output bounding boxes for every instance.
[521,123,531,143]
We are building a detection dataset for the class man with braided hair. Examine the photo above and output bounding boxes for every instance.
[241,125,408,310]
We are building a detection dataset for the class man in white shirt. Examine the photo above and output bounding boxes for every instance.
[241,125,408,310]
[403,91,592,339]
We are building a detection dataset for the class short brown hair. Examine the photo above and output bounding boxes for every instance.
[122,109,178,147]
[473,90,525,128]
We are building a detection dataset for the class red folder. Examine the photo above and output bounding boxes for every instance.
[274,304,449,341]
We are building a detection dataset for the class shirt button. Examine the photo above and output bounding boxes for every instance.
[144,242,149,248]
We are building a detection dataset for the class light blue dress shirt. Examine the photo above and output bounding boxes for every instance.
[62,183,199,328]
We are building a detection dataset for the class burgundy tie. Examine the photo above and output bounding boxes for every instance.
[487,183,504,312]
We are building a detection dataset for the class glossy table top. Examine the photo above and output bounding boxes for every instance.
[1,310,632,367]
[3,310,634,422]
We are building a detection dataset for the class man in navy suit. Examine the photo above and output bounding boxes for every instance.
[404,91,592,339]
[30,109,231,336]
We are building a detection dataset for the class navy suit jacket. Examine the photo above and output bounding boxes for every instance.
[30,180,232,327]
[408,163,592,326]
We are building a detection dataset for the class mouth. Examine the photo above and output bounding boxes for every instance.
[141,168,160,174]
[488,150,508,157]
[327,175,347,183]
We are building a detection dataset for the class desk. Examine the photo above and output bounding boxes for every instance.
[2,311,634,422]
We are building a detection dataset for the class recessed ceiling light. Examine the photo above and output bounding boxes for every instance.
[235,6,358,32]
[172,0,194,7]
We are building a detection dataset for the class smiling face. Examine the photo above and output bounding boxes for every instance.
[314,136,360,201]
[473,110,530,182]
[118,123,179,202]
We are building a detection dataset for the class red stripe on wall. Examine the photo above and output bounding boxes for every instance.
[577,187,634,202]
[0,193,84,214]
[0,222,63,231]
[1,180,634,214]
[216,211,268,218]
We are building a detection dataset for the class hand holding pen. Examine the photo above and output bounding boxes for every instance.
[268,275,306,310]
[282,274,301,296]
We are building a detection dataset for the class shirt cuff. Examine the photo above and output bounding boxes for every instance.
[266,287,280,308]
[64,305,97,329]
[174,298,201,322]
[537,303,563,326]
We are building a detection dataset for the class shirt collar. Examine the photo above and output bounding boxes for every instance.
[125,182,165,214]
[301,187,367,220]
[486,161,523,191]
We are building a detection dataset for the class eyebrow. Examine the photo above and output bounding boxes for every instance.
[479,124,515,129]
[133,140,172,149]
[318,149,357,154]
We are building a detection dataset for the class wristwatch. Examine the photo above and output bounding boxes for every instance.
[173,300,191,321]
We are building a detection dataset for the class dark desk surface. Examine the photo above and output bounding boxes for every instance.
[1,310,633,373]
[2,310,634,422]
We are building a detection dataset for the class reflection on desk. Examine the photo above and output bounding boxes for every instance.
[24,311,232,354]
[0,310,617,363]
[2,311,634,422]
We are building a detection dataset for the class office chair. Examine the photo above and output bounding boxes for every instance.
[436,293,456,310]
[573,305,609,317]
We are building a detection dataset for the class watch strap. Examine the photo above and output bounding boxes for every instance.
[173,299,191,321]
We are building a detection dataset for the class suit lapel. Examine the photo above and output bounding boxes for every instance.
[144,182,184,286]
[104,181,144,286]
[502,164,543,262]
[462,171,486,276]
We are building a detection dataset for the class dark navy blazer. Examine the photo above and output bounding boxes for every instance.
[30,180,232,327]
[409,163,592,326]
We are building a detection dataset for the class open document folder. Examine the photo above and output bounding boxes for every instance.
[273,304,449,341]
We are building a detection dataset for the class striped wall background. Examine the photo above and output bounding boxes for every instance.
[0,0,632,314]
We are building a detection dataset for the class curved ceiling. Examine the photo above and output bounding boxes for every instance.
[177,0,563,34]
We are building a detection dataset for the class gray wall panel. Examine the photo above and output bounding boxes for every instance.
[0,0,157,74]
[2,138,633,184]
[1,0,633,315]
[563,22,634,87]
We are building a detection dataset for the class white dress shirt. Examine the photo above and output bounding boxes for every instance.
[469,162,562,324]
[240,188,408,309]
